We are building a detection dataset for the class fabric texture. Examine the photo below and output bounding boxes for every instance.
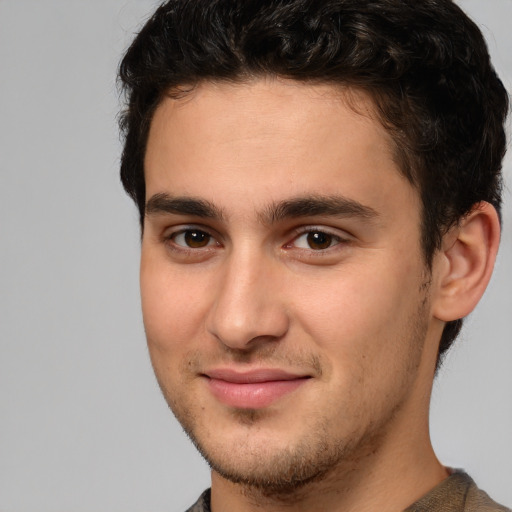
[185,488,211,512]
[184,472,510,512]
[404,472,510,512]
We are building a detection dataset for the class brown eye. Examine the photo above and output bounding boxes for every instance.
[173,230,212,248]
[184,230,211,248]
[306,231,333,250]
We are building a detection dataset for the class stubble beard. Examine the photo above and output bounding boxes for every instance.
[166,385,397,501]
[170,394,367,497]
[153,283,432,499]
[156,352,356,496]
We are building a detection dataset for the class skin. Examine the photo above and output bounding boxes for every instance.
[140,78,499,512]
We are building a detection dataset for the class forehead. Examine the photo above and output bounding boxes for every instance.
[148,79,389,158]
[144,78,417,223]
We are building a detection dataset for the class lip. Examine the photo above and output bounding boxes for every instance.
[203,368,311,409]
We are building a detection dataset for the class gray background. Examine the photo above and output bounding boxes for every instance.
[0,1,510,511]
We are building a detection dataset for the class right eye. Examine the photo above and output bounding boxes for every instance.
[170,229,216,249]
[292,230,341,251]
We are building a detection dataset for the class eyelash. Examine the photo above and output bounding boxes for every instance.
[164,225,349,253]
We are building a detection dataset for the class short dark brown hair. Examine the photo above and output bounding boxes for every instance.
[118,0,508,364]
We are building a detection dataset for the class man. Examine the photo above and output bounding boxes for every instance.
[118,0,509,510]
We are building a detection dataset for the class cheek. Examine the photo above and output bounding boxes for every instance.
[289,258,424,371]
[140,255,213,356]
[288,262,428,430]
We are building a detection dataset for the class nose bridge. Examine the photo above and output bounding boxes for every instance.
[206,244,289,349]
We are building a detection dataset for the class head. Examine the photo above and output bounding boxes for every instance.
[119,0,508,365]
[118,0,507,499]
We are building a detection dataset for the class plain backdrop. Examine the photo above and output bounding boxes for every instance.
[0,1,511,511]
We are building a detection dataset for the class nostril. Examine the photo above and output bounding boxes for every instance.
[206,306,289,350]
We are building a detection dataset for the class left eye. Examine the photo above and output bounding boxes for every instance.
[293,231,341,250]
[171,229,215,248]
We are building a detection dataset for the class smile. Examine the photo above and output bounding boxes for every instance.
[203,369,311,409]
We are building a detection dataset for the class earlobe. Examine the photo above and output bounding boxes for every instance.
[432,202,501,322]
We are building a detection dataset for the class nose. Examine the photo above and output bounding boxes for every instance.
[206,249,290,351]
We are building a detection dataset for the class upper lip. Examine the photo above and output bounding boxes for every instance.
[204,368,310,384]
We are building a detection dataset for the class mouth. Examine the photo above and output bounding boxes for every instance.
[202,368,312,409]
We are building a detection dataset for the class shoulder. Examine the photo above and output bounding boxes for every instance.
[464,478,510,512]
[184,489,211,512]
[406,471,510,512]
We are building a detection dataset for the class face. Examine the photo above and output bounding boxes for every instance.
[141,79,441,491]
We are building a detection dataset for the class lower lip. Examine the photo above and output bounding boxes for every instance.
[206,378,308,409]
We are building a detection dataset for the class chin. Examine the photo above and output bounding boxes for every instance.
[178,407,371,496]
[198,434,345,494]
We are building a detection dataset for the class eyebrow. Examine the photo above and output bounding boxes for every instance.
[145,193,225,220]
[145,192,379,224]
[262,195,379,224]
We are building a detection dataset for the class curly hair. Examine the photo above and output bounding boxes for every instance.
[118,0,508,364]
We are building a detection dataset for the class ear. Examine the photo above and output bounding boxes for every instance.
[432,202,501,322]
